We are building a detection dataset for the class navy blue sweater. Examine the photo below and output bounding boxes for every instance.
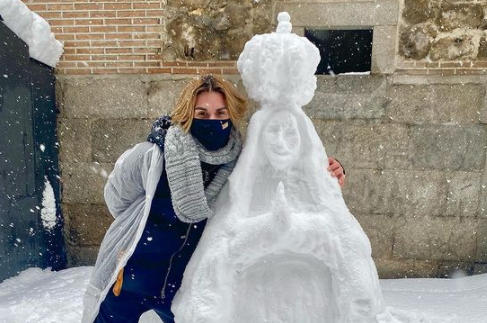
[122,157,220,299]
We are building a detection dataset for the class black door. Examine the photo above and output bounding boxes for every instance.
[0,19,66,282]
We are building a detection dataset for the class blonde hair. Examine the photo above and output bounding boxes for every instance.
[171,75,248,132]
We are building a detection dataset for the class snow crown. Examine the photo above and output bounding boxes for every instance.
[237,12,321,108]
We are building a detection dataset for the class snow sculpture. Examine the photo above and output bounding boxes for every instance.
[172,12,384,323]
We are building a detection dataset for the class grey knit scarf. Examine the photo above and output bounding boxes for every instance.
[164,125,242,223]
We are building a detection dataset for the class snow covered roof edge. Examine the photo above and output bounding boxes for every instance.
[0,0,63,68]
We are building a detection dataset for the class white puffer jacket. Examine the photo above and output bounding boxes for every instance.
[81,142,163,323]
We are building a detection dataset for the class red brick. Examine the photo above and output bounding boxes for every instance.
[133,2,161,9]
[79,62,106,68]
[163,61,187,67]
[51,27,63,34]
[117,68,148,74]
[440,62,466,68]
[63,54,91,61]
[63,40,90,47]
[63,68,92,75]
[146,26,162,33]
[197,68,223,74]
[172,68,199,74]
[105,48,133,54]
[117,55,145,61]
[426,69,449,75]
[64,27,90,33]
[134,48,159,54]
[90,11,117,18]
[116,40,146,47]
[26,4,48,11]
[76,33,104,40]
[91,55,118,61]
[75,19,104,26]
[74,3,104,10]
[208,61,236,67]
[146,10,165,17]
[133,33,161,39]
[133,18,160,25]
[187,62,208,67]
[134,61,161,67]
[147,54,163,60]
[93,68,119,74]
[398,69,428,75]
[455,68,486,75]
[148,68,172,74]
[90,26,117,33]
[104,3,132,10]
[62,12,89,19]
[48,4,74,11]
[56,34,76,41]
[397,60,415,69]
[77,48,105,54]
[105,19,132,25]
[118,26,145,32]
[104,33,133,40]
[62,47,77,54]
[222,68,239,74]
[145,40,162,46]
[471,61,487,68]
[57,61,78,68]
[38,12,62,19]
[117,11,146,18]
[49,20,75,26]
[90,40,119,47]
[106,62,134,68]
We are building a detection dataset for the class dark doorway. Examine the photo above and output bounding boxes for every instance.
[305,28,373,75]
[0,19,66,282]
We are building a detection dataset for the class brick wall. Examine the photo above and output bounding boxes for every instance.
[396,59,487,76]
[21,0,487,76]
[23,0,238,75]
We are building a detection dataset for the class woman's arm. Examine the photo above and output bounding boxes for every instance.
[104,143,151,218]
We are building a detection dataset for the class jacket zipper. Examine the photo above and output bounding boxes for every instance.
[161,223,192,299]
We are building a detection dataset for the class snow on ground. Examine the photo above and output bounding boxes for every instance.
[0,267,485,323]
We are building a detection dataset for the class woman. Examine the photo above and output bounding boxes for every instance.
[82,75,345,323]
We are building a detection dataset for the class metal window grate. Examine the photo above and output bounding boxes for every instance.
[305,29,373,75]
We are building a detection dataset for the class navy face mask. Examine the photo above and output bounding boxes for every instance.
[190,119,233,151]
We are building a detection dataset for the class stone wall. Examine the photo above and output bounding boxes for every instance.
[311,74,487,277]
[398,0,487,75]
[57,74,487,278]
[32,0,487,278]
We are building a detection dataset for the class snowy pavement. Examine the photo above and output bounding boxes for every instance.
[0,267,485,323]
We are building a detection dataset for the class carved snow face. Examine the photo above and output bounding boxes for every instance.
[263,111,301,171]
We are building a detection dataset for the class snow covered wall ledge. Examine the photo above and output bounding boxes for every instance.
[0,0,63,67]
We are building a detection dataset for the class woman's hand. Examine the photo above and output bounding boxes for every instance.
[328,157,345,188]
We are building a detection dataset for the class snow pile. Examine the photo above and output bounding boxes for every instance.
[0,267,90,323]
[0,0,63,67]
[41,176,57,230]
[172,12,383,323]
[1,267,485,323]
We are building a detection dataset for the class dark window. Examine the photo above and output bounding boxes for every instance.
[305,29,373,75]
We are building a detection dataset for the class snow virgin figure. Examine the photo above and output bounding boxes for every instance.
[172,12,384,323]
